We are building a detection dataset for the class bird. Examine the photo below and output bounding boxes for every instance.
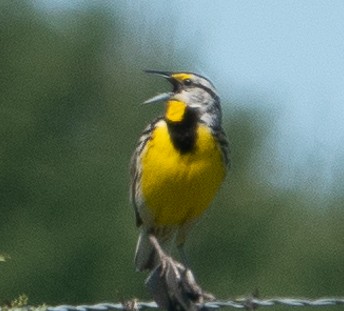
[130,70,230,272]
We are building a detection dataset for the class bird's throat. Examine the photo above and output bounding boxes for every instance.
[165,100,187,122]
[165,100,198,153]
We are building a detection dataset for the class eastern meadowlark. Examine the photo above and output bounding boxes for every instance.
[130,70,230,271]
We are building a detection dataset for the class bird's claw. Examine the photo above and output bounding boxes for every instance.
[146,235,214,310]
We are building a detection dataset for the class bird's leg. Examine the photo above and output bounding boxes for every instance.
[175,220,196,268]
[148,234,179,276]
[148,234,165,259]
[177,243,190,269]
[177,242,215,303]
[146,234,215,310]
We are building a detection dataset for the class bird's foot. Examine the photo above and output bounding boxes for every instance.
[146,235,214,310]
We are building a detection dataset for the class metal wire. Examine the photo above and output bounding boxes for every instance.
[3,297,343,311]
[46,298,344,310]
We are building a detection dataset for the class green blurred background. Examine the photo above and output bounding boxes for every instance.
[1,1,343,308]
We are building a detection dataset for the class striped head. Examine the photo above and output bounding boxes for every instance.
[143,70,223,129]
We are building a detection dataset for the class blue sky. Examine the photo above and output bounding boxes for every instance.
[36,0,344,194]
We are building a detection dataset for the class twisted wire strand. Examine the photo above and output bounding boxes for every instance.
[4,297,341,311]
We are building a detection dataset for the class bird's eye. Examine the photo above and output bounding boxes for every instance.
[183,79,192,86]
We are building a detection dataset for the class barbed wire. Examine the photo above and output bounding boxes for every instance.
[3,297,344,311]
[49,298,344,310]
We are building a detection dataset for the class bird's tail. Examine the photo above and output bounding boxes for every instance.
[134,229,172,271]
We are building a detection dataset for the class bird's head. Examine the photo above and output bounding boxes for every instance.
[143,70,222,127]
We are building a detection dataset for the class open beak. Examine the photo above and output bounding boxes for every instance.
[142,70,176,104]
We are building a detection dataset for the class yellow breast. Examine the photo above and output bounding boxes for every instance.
[141,121,226,226]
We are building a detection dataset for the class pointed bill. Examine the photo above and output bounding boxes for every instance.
[142,70,174,104]
[142,92,172,105]
[144,70,172,78]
